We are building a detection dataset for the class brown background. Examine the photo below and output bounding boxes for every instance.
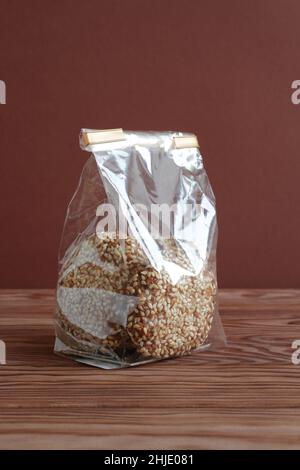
[0,0,299,288]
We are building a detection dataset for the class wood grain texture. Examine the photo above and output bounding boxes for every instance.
[0,289,300,449]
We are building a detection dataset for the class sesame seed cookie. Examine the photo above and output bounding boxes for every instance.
[57,232,216,360]
[125,267,216,358]
[57,234,141,351]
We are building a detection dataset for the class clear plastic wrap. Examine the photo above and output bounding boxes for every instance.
[54,129,226,368]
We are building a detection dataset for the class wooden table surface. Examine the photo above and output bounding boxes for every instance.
[0,289,300,450]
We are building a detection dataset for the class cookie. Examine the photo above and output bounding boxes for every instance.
[57,232,216,360]
[125,267,215,358]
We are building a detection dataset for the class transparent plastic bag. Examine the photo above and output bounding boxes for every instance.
[54,129,226,368]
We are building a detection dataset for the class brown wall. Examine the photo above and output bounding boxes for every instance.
[0,0,300,288]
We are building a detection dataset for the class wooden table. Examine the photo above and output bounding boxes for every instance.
[0,289,300,449]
